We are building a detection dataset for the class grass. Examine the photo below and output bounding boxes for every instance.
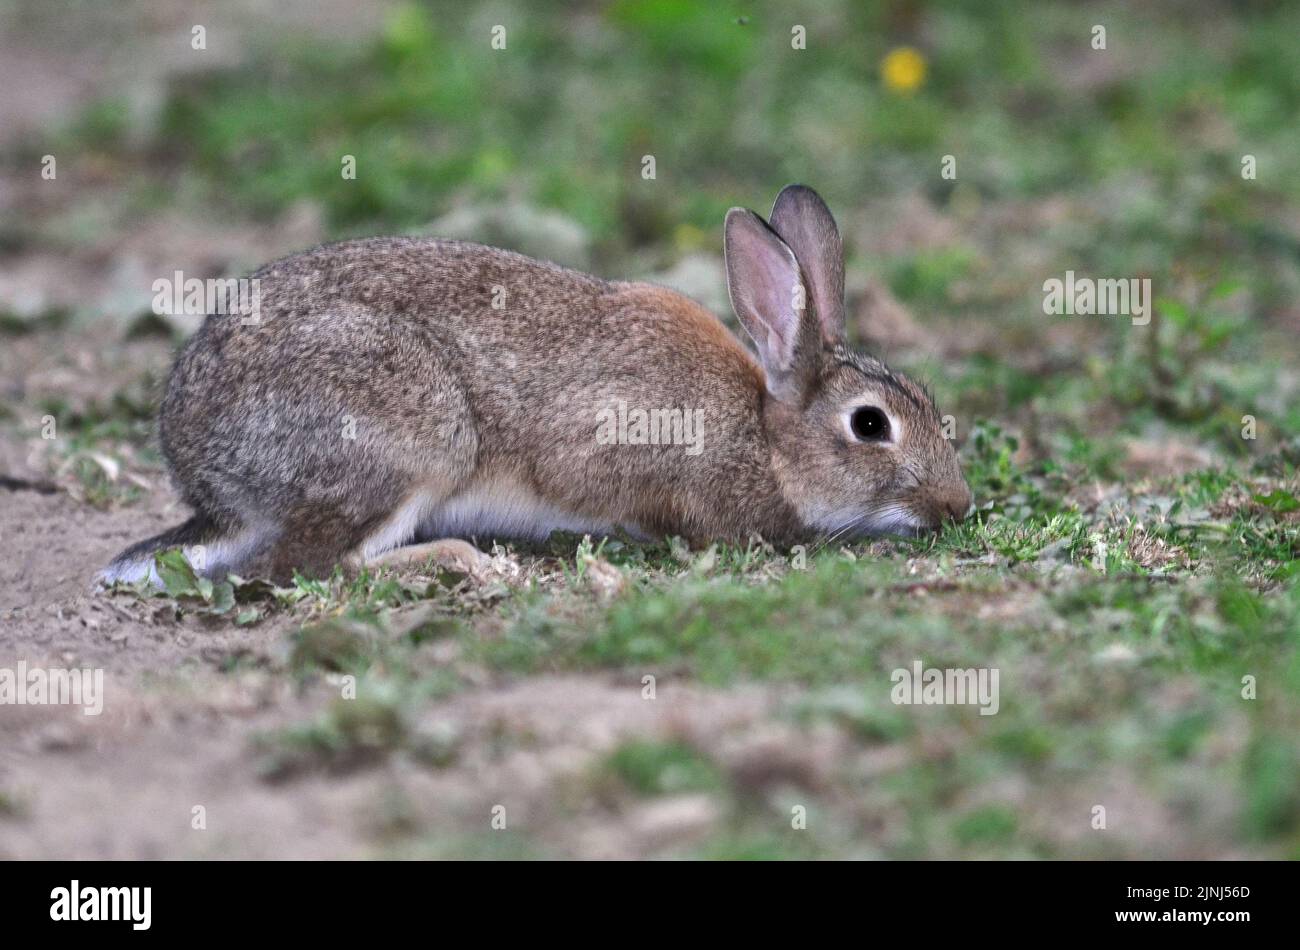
[600,739,725,797]
[86,395,1295,859]
[103,460,1299,857]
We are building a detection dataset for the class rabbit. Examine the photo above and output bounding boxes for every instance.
[98,184,972,586]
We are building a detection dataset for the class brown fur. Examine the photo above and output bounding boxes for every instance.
[100,186,971,585]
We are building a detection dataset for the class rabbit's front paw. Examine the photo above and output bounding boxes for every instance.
[367,538,491,579]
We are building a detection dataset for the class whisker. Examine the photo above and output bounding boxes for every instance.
[810,514,865,557]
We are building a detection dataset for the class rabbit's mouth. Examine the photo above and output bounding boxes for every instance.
[860,505,928,538]
[810,502,927,543]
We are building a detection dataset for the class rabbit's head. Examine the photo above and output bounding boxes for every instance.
[724,185,972,539]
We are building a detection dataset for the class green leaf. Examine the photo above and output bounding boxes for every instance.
[155,549,201,597]
[208,582,236,614]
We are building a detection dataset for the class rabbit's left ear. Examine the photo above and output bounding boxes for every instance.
[724,207,820,403]
[768,185,845,345]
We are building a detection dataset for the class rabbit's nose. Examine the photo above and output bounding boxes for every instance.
[938,486,974,523]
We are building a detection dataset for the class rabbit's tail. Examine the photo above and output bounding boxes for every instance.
[96,513,228,587]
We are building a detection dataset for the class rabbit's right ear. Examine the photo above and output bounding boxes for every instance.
[724,208,817,403]
[768,184,845,346]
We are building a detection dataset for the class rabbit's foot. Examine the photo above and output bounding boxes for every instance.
[366,538,491,578]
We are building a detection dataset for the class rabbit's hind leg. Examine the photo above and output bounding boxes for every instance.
[97,513,254,587]
[196,319,478,584]
[233,495,412,584]
[244,482,464,584]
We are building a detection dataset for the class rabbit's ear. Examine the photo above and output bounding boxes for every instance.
[768,184,845,345]
[724,208,818,402]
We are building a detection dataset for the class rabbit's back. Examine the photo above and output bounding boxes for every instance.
[157,237,780,541]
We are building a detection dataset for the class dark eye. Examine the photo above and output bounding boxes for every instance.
[850,407,890,441]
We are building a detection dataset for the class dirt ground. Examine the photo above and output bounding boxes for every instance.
[1,392,803,860]
[1,460,790,859]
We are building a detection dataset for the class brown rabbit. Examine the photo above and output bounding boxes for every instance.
[99,185,971,585]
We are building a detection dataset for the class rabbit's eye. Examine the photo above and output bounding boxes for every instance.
[850,407,890,442]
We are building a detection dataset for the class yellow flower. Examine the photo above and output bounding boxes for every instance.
[674,223,707,252]
[881,46,927,94]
